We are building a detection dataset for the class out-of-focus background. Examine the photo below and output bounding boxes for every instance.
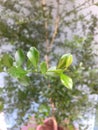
[0,0,98,130]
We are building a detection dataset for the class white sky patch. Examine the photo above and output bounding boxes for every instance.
[0,73,8,130]
[0,112,7,130]
[0,73,6,88]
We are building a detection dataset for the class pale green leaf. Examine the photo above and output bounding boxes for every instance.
[15,49,25,66]
[46,66,63,77]
[60,73,73,89]
[27,47,39,68]
[40,62,47,74]
[57,54,73,69]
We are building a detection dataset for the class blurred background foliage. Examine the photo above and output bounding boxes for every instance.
[0,0,98,129]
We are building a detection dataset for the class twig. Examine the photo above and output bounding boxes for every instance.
[41,0,56,116]
[41,0,50,67]
[49,0,60,51]
[60,0,92,23]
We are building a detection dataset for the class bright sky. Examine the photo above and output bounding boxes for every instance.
[0,73,7,130]
[0,112,7,130]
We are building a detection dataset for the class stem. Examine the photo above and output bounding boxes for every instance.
[41,0,49,67]
[41,0,60,117]
[49,0,60,51]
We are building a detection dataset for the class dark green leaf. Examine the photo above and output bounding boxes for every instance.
[60,73,73,89]
[15,49,25,66]
[8,66,27,78]
[27,47,39,68]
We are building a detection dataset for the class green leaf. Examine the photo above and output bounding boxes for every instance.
[8,66,27,78]
[48,66,63,73]
[15,49,25,66]
[2,54,13,68]
[27,47,39,68]
[0,98,4,112]
[0,102,4,112]
[18,76,30,86]
[60,73,73,89]
[46,66,63,77]
[40,62,47,74]
[57,54,73,69]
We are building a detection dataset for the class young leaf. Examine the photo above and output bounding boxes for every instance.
[15,49,25,66]
[40,62,47,74]
[57,54,73,69]
[8,66,27,78]
[60,73,73,89]
[65,54,73,68]
[27,47,39,68]
[46,66,63,77]
[46,67,57,77]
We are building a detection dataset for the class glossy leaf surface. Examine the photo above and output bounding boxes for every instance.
[40,62,47,74]
[57,54,73,69]
[27,47,39,68]
[60,73,73,89]
[8,66,27,78]
[15,49,25,66]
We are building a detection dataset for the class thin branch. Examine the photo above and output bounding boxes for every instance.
[49,0,60,51]
[60,0,92,23]
[41,0,55,116]
[41,0,49,46]
[41,0,49,67]
[59,0,97,29]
